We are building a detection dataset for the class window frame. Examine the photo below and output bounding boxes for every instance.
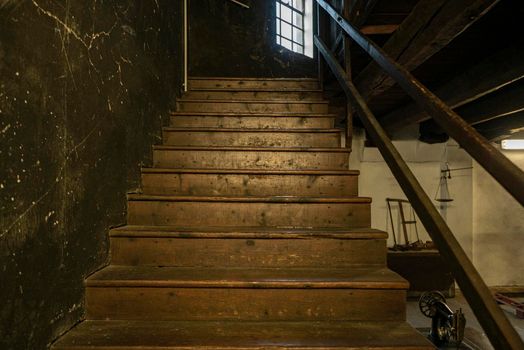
[276,0,306,55]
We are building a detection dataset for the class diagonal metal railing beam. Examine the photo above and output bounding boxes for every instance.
[316,0,524,208]
[314,34,524,350]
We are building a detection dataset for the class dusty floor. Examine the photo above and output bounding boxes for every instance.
[406,291,524,349]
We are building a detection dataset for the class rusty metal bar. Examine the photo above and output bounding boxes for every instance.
[316,0,524,207]
[314,34,524,350]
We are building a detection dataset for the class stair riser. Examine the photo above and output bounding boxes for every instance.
[127,201,370,227]
[189,79,319,90]
[141,173,358,197]
[86,288,406,321]
[170,115,334,129]
[162,130,340,147]
[177,101,329,114]
[184,90,324,101]
[110,238,387,267]
[153,149,350,170]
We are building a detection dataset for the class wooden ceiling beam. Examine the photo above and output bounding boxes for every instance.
[380,43,524,132]
[354,0,499,101]
[419,80,524,140]
[459,80,524,125]
[477,111,524,141]
[332,0,380,52]
[348,0,380,28]
[360,24,399,35]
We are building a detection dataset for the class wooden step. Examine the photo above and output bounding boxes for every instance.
[153,146,351,170]
[184,89,324,101]
[52,320,435,350]
[141,168,359,197]
[109,226,387,267]
[85,266,408,321]
[170,112,335,129]
[188,77,319,90]
[177,99,329,114]
[127,195,371,228]
[162,128,341,148]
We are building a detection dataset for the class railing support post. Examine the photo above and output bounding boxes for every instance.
[316,2,329,89]
[343,0,353,149]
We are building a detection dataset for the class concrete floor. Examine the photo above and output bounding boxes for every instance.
[406,291,524,349]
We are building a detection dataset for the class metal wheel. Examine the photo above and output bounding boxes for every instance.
[419,291,446,318]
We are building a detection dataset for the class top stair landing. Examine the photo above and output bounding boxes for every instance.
[188,77,321,91]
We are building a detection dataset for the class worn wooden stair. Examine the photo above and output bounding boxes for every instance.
[52,77,434,349]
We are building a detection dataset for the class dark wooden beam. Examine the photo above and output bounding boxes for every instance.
[381,43,524,132]
[361,24,399,35]
[459,80,524,125]
[348,0,380,27]
[343,0,353,148]
[331,0,378,53]
[476,111,524,141]
[314,31,524,349]
[355,0,499,101]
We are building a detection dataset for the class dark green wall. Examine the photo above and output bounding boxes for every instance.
[0,1,183,349]
[189,0,316,78]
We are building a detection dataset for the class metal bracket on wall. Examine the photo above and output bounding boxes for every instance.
[228,0,250,9]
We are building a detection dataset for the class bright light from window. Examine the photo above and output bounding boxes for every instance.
[276,0,313,57]
[501,139,524,150]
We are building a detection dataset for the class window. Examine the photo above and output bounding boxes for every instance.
[276,0,313,57]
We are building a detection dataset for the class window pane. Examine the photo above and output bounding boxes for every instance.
[280,5,292,23]
[294,12,303,27]
[281,22,292,40]
[281,37,293,50]
[292,0,304,12]
[293,29,304,44]
[276,4,280,17]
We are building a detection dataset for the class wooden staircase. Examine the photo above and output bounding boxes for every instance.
[52,77,434,350]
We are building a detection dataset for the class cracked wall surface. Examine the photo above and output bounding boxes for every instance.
[0,1,183,348]
[189,0,316,77]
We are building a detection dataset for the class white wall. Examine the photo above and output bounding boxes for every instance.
[350,131,473,256]
[472,149,524,285]
[350,130,523,286]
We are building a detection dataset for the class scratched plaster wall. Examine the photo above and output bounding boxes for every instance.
[0,1,182,349]
[188,0,316,78]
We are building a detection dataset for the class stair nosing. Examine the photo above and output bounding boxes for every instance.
[170,112,337,118]
[162,127,341,133]
[153,146,351,152]
[188,87,323,92]
[140,168,359,175]
[85,266,408,290]
[52,320,434,350]
[178,99,329,105]
[189,77,319,81]
[127,194,371,203]
[109,225,386,239]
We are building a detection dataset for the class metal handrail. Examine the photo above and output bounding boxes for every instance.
[314,1,524,349]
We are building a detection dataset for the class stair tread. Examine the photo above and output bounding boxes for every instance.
[127,194,371,203]
[154,145,351,152]
[141,168,359,175]
[189,87,323,92]
[179,99,329,104]
[163,127,341,133]
[86,266,407,289]
[171,112,336,118]
[53,320,434,349]
[190,77,319,81]
[110,225,387,239]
